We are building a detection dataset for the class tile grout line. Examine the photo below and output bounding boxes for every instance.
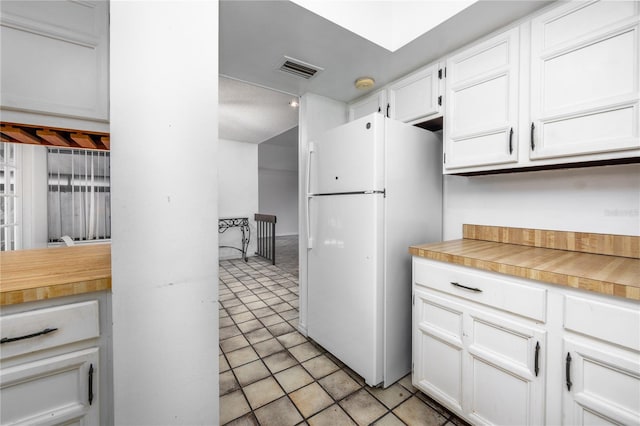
[219,247,466,426]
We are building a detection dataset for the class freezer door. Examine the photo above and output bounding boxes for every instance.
[309,113,385,194]
[307,193,384,387]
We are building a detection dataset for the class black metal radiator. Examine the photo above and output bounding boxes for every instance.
[254,214,276,265]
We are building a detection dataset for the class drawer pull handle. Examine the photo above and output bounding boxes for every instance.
[450,282,482,292]
[0,327,58,344]
[566,352,572,391]
[534,341,540,377]
[508,127,514,154]
[530,122,535,151]
[88,363,94,405]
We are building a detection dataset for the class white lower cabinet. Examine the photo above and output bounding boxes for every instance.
[413,266,545,425]
[561,293,640,425]
[1,348,99,425]
[412,257,640,425]
[563,339,640,425]
[0,296,110,425]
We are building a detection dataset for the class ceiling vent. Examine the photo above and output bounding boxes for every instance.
[279,56,323,80]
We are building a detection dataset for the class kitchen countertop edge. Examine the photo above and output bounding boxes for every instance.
[409,240,640,301]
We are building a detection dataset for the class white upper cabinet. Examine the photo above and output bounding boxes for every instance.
[444,27,520,171]
[529,0,640,160]
[388,63,442,124]
[348,90,386,121]
[0,1,109,124]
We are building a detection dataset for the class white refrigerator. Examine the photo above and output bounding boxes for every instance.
[306,112,443,388]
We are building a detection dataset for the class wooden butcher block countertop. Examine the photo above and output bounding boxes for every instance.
[410,225,640,301]
[0,244,111,305]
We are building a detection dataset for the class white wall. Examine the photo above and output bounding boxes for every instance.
[259,126,299,236]
[258,168,298,235]
[218,138,258,259]
[110,2,219,425]
[443,163,640,239]
[298,93,347,335]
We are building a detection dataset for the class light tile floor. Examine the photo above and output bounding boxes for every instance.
[219,237,467,426]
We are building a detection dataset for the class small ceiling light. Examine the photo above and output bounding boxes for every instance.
[355,77,375,90]
[289,99,299,108]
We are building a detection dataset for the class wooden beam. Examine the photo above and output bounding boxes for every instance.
[0,125,42,145]
[36,129,71,147]
[100,136,110,150]
[0,122,110,151]
[0,134,19,144]
[70,133,98,149]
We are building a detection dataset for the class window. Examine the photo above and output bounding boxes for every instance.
[47,148,111,243]
[0,142,21,251]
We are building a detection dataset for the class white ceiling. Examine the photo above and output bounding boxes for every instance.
[219,0,553,144]
[219,76,298,144]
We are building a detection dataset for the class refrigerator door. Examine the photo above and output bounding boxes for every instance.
[309,113,385,195]
[307,192,384,387]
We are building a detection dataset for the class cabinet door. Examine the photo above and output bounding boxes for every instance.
[529,1,640,160]
[1,347,99,425]
[563,339,640,425]
[388,64,441,123]
[0,1,109,121]
[413,290,465,413]
[444,27,519,171]
[348,90,386,121]
[465,307,546,426]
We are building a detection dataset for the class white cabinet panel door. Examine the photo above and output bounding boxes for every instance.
[413,290,465,413]
[563,339,640,425]
[444,27,520,170]
[1,347,99,425]
[465,307,546,426]
[530,0,640,160]
[349,91,386,121]
[388,64,441,123]
[0,1,109,121]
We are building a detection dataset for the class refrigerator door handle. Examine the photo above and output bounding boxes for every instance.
[307,195,313,249]
[306,142,315,249]
[306,142,315,196]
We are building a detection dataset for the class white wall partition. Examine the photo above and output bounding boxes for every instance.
[110,2,219,424]
[443,164,640,239]
[218,138,258,259]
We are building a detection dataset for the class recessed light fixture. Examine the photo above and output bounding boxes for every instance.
[289,99,299,108]
[355,77,375,90]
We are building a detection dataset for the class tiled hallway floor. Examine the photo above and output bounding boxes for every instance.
[219,237,466,426]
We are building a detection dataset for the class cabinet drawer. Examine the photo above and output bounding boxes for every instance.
[0,301,99,360]
[413,258,546,322]
[564,295,640,351]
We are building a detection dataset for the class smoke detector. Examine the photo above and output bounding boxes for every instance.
[279,56,323,80]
